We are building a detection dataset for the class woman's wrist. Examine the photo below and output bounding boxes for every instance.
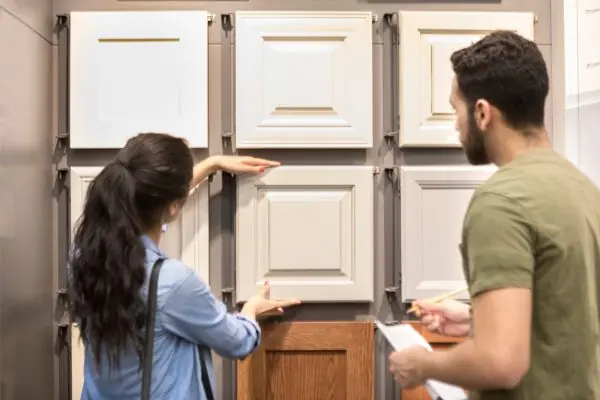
[240,299,258,320]
[191,156,221,188]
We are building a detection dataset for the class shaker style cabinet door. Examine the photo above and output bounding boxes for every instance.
[397,11,534,147]
[69,167,210,280]
[400,166,496,301]
[235,11,373,149]
[237,322,374,400]
[69,11,209,149]
[236,166,374,302]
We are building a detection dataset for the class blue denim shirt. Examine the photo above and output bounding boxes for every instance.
[80,235,261,399]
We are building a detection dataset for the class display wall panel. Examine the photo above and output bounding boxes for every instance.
[236,166,374,302]
[397,11,535,147]
[400,165,497,301]
[235,11,373,149]
[69,11,209,149]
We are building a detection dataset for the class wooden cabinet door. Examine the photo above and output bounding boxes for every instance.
[237,321,374,400]
[399,322,466,400]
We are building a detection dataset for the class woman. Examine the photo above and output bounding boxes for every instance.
[69,133,300,399]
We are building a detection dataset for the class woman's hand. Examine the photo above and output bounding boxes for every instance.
[241,282,301,320]
[214,155,280,175]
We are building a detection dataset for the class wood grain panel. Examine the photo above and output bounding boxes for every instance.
[237,321,374,400]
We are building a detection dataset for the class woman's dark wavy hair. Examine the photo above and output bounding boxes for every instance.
[69,133,194,370]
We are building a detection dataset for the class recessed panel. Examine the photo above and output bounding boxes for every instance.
[398,11,534,147]
[69,11,208,148]
[400,166,497,301]
[236,166,374,302]
[235,11,373,149]
[69,167,209,280]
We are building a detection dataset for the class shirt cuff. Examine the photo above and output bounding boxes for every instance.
[234,313,262,349]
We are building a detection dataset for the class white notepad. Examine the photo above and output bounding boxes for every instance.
[376,321,467,400]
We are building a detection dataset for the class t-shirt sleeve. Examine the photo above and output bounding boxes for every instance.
[464,192,535,298]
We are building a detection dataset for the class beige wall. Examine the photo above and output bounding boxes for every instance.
[52,1,557,400]
[0,0,55,398]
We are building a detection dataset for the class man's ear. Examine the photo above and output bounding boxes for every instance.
[474,99,493,131]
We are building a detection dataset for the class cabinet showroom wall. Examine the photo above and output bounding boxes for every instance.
[52,0,555,399]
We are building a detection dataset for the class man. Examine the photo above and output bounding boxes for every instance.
[388,30,600,399]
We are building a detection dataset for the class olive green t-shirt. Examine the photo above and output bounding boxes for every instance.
[462,149,600,400]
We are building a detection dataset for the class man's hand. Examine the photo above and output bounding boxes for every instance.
[413,299,471,337]
[388,346,430,389]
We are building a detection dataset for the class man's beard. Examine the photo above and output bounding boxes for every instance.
[463,114,490,165]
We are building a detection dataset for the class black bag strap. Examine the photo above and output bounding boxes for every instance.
[198,346,215,400]
[141,257,165,400]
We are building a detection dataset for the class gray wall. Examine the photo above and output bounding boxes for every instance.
[0,0,55,399]
[50,1,556,400]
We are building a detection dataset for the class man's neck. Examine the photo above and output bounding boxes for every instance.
[490,128,552,167]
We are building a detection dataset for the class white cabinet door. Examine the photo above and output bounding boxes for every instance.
[235,11,373,149]
[69,11,209,149]
[577,1,600,95]
[398,11,534,147]
[236,166,374,302]
[69,167,209,280]
[400,165,497,301]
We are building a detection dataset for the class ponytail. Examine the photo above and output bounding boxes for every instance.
[69,161,148,369]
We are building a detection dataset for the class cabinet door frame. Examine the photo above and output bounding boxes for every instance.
[236,166,375,302]
[69,11,209,149]
[400,165,497,301]
[397,10,535,147]
[234,11,373,149]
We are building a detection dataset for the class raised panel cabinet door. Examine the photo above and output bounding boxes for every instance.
[235,11,373,149]
[69,167,210,280]
[237,322,374,400]
[400,166,496,301]
[69,11,209,149]
[236,166,374,302]
[397,11,535,147]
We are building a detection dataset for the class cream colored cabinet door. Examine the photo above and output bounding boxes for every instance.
[236,166,374,302]
[69,166,210,279]
[71,325,85,400]
[397,11,534,147]
[69,11,209,149]
[68,166,210,398]
[400,166,496,301]
[235,11,373,149]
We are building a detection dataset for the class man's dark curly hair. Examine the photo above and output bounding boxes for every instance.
[450,30,549,130]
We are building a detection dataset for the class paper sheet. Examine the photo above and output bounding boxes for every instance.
[376,321,467,400]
